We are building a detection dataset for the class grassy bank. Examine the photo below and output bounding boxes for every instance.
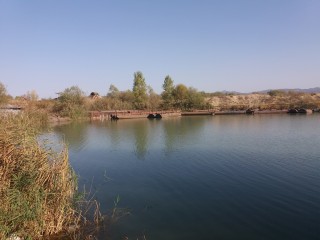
[0,114,100,239]
[7,91,320,120]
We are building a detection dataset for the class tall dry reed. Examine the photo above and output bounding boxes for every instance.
[0,113,98,239]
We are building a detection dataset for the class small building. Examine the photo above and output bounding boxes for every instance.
[89,92,101,99]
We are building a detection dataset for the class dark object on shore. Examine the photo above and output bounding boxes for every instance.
[246,109,255,115]
[110,114,119,120]
[287,108,312,114]
[313,108,320,113]
[288,108,299,113]
[148,113,162,119]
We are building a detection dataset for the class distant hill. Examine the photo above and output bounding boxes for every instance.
[254,87,320,94]
[220,90,243,95]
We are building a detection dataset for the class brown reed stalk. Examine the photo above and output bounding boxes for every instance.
[0,113,102,239]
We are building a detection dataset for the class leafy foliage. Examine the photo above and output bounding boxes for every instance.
[173,84,188,109]
[132,71,148,109]
[53,86,87,119]
[185,87,206,110]
[161,75,175,109]
[107,84,120,98]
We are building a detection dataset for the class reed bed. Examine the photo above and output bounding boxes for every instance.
[0,114,101,239]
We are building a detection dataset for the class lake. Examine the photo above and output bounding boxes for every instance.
[53,114,320,240]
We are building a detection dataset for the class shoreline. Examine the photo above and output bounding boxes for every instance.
[88,108,316,121]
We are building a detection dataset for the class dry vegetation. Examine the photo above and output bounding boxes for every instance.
[207,92,320,111]
[2,81,320,120]
[0,114,102,239]
[6,91,320,121]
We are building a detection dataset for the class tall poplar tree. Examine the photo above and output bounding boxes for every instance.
[132,71,147,109]
[161,75,175,109]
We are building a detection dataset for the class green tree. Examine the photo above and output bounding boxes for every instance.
[132,71,147,109]
[107,84,120,98]
[161,75,175,109]
[53,86,86,119]
[186,87,206,110]
[0,82,8,105]
[173,84,188,109]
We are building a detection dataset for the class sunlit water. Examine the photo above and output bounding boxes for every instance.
[53,114,320,240]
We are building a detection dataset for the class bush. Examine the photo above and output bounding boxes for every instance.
[88,97,110,111]
[53,86,87,119]
[267,90,285,97]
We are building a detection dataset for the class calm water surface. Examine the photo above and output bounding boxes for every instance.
[53,115,320,240]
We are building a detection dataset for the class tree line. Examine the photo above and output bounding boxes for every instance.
[52,71,209,118]
[0,72,209,118]
[2,72,319,120]
[106,72,208,110]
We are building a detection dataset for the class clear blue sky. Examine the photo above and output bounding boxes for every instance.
[1,0,319,98]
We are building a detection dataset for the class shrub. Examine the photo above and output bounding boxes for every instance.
[88,97,110,111]
[267,90,285,97]
[53,86,87,119]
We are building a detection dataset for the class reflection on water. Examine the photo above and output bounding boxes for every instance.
[55,118,208,159]
[162,117,207,155]
[132,120,149,159]
[54,122,89,151]
[53,115,320,240]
